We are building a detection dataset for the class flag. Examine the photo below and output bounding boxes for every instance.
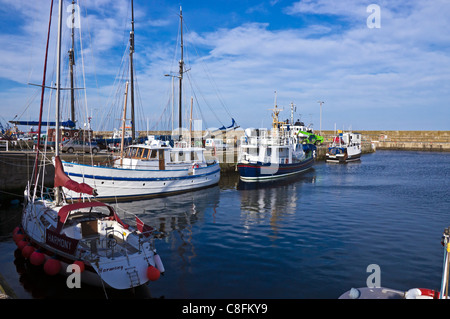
[136,216,153,237]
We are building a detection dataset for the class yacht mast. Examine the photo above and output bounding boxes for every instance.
[69,0,76,123]
[33,0,54,186]
[178,6,184,138]
[55,0,63,204]
[120,81,129,166]
[129,0,136,143]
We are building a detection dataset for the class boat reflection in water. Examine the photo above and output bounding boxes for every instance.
[113,186,220,237]
[237,172,316,238]
[112,186,221,268]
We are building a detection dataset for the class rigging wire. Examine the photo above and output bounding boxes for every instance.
[182,18,237,125]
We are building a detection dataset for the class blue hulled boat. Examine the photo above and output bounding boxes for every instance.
[237,101,316,182]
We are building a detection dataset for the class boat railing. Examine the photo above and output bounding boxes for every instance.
[240,135,292,147]
[80,229,144,260]
[0,140,9,151]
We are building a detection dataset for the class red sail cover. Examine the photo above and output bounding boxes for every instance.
[56,201,129,233]
[54,156,96,196]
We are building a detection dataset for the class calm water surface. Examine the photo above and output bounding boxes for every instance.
[0,150,449,299]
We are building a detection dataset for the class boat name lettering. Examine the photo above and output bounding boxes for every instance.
[46,229,79,254]
[99,265,124,273]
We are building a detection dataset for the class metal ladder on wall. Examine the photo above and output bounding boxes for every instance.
[126,266,140,288]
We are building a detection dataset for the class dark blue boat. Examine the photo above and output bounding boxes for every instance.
[237,102,316,182]
[238,144,315,181]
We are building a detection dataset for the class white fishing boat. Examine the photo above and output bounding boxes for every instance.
[62,7,220,201]
[62,139,220,201]
[339,226,450,299]
[15,0,164,290]
[326,131,362,163]
[237,98,316,182]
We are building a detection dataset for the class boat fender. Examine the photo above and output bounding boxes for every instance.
[146,265,160,281]
[154,253,165,274]
[22,244,35,259]
[30,250,46,266]
[349,288,361,299]
[13,229,25,244]
[73,260,85,273]
[405,288,439,299]
[17,239,29,251]
[44,258,61,276]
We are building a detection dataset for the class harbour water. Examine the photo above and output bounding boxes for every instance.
[0,150,449,299]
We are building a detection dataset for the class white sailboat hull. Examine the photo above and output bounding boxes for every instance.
[19,199,162,290]
[62,161,221,201]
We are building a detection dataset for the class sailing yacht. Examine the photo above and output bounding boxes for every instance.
[17,0,164,290]
[62,6,220,201]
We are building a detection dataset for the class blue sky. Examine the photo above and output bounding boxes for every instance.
[0,0,449,133]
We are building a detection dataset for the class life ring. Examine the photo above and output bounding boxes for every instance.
[192,163,199,169]
[74,132,78,137]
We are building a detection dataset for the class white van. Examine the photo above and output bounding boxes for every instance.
[205,138,227,150]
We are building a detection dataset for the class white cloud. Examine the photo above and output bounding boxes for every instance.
[0,0,449,131]
[174,1,450,130]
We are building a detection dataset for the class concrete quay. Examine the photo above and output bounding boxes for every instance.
[320,130,450,152]
[0,151,114,195]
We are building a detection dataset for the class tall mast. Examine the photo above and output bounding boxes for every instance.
[69,0,76,123]
[129,0,136,143]
[55,0,63,204]
[33,0,54,186]
[55,0,63,157]
[178,6,184,138]
[120,81,129,166]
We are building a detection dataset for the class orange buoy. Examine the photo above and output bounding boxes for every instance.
[17,239,28,251]
[13,230,25,244]
[44,258,61,276]
[146,265,160,281]
[22,244,35,259]
[30,250,46,266]
[73,260,85,273]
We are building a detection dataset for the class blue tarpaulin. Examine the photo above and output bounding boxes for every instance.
[9,120,76,128]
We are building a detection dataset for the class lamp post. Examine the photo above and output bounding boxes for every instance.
[317,101,324,135]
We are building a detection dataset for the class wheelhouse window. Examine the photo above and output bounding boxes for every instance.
[135,148,144,158]
[191,151,199,161]
[141,148,150,159]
